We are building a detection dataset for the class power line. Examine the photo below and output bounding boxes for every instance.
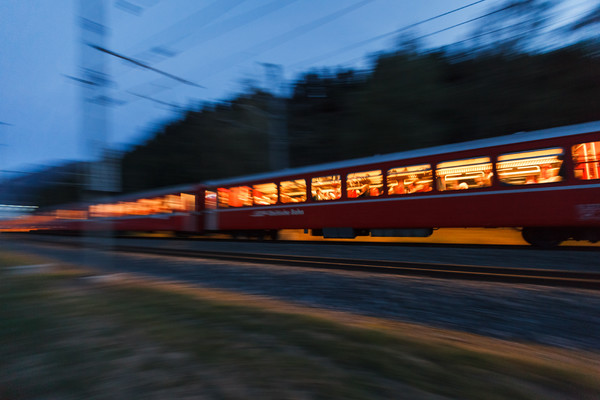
[330,4,589,71]
[288,0,488,70]
[124,0,374,104]
[109,0,302,107]
[447,7,595,52]
[406,4,513,44]
[127,91,183,109]
[90,44,204,87]
[128,0,249,61]
[112,0,298,78]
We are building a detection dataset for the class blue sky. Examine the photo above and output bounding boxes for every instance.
[0,0,592,177]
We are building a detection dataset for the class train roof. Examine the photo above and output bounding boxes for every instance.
[204,120,600,186]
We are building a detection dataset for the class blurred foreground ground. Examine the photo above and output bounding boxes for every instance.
[1,250,599,400]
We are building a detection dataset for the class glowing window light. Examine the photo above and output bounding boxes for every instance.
[311,175,341,201]
[205,191,217,209]
[387,164,433,195]
[437,157,491,169]
[217,188,229,208]
[252,183,277,206]
[497,148,564,185]
[347,170,383,198]
[228,186,253,207]
[180,193,196,211]
[436,157,493,191]
[387,164,431,177]
[498,148,563,162]
[280,179,306,203]
[497,157,560,169]
[572,141,600,180]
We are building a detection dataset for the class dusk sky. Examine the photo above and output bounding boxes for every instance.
[0,0,592,177]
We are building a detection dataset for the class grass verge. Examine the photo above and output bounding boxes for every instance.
[1,250,598,399]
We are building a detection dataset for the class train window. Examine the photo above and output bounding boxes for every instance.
[217,188,229,208]
[347,170,383,198]
[436,157,493,191]
[280,179,307,203]
[165,195,184,212]
[497,148,563,185]
[180,193,196,211]
[253,183,278,205]
[205,191,217,209]
[311,175,341,201]
[228,186,253,207]
[572,141,600,180]
[387,164,433,195]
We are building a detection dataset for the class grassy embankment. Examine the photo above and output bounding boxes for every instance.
[1,250,598,399]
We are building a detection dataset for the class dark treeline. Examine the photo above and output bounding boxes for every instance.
[120,40,600,193]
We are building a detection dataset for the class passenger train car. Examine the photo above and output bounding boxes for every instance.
[1,184,200,235]
[203,120,600,247]
[2,121,600,247]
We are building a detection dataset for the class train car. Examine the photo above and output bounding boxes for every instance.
[87,184,201,235]
[1,184,202,235]
[203,120,600,247]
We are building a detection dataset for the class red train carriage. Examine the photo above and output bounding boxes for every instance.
[203,121,600,247]
[87,184,201,234]
[1,184,202,235]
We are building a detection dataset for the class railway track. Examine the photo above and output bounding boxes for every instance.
[114,244,600,290]
[10,235,600,290]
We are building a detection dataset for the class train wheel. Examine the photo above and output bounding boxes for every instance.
[521,227,568,248]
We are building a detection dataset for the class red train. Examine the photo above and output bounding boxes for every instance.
[3,120,600,247]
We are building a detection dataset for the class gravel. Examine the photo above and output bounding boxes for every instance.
[3,239,600,351]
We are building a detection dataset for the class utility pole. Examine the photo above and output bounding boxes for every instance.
[262,63,289,171]
[79,0,119,261]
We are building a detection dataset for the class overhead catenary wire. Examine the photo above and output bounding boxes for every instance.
[90,44,204,87]
[288,0,489,70]
[127,0,249,61]
[111,0,299,78]
[295,2,587,72]
[113,1,488,108]
[108,0,303,106]
[122,0,375,105]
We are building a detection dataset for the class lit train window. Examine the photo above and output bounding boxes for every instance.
[228,186,253,207]
[572,142,600,180]
[436,157,493,191]
[253,183,278,205]
[165,195,183,212]
[280,179,307,203]
[347,170,383,198]
[180,193,196,212]
[387,165,433,195]
[497,148,563,185]
[311,175,341,201]
[205,191,217,209]
[217,188,229,208]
